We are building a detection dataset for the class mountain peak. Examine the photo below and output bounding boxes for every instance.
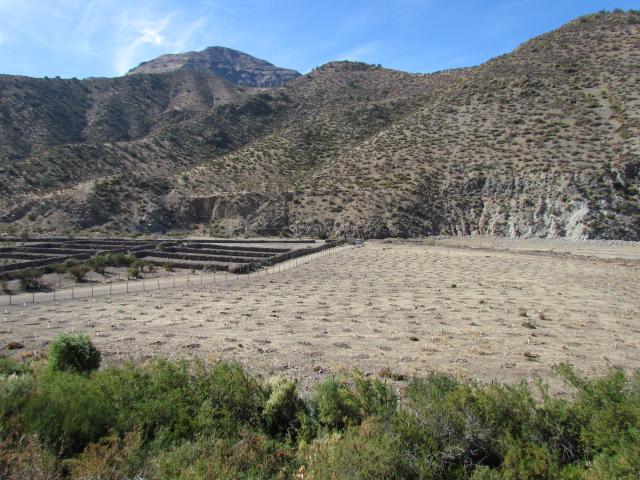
[127,46,301,88]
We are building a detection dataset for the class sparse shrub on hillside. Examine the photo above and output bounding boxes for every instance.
[47,333,101,374]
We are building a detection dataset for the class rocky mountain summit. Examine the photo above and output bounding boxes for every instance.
[0,10,638,240]
[127,46,301,88]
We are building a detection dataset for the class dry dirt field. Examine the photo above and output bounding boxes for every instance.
[1,238,639,394]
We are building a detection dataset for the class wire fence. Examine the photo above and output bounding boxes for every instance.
[0,244,352,307]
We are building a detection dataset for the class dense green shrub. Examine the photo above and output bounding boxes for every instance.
[0,355,29,376]
[313,374,397,430]
[302,419,412,480]
[86,255,107,276]
[20,370,113,455]
[64,430,146,480]
[4,268,45,291]
[47,333,101,374]
[262,377,307,439]
[152,433,296,480]
[63,259,91,282]
[1,338,639,480]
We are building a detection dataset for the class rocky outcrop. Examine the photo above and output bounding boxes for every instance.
[128,47,301,88]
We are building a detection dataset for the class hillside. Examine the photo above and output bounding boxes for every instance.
[0,70,252,163]
[127,46,301,88]
[0,10,638,239]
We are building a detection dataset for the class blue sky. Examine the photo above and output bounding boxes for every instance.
[0,1,637,78]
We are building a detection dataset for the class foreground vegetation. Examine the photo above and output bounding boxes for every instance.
[1,334,638,479]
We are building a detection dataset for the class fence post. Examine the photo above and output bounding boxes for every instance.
[32,292,35,304]
[91,285,94,298]
[126,281,129,294]
[143,279,146,292]
[109,284,112,297]
[72,287,75,299]
[200,273,203,285]
[53,290,56,302]
[9,294,11,305]
[157,277,160,290]
[213,271,216,284]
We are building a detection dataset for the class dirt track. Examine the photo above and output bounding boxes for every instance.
[1,239,639,394]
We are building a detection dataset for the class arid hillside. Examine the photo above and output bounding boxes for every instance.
[0,10,638,239]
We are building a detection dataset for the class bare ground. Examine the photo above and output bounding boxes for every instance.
[1,239,639,395]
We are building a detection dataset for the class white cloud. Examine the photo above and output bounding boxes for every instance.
[113,14,171,74]
[0,0,248,77]
[112,10,210,75]
[336,41,380,62]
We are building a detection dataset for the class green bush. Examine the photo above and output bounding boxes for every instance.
[1,353,639,479]
[47,333,101,374]
[0,355,29,376]
[127,266,141,279]
[0,373,36,437]
[313,374,397,430]
[96,360,267,445]
[10,269,44,291]
[262,377,307,439]
[20,370,112,455]
[302,419,411,480]
[106,252,138,267]
[152,433,295,480]
[66,263,91,282]
[86,255,107,276]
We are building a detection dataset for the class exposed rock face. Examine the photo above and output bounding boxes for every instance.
[127,46,301,88]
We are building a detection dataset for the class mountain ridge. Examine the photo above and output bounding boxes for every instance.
[0,10,638,240]
[127,46,301,88]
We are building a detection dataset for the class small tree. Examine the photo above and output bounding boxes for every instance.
[47,333,101,374]
[67,264,91,282]
[88,256,107,277]
[127,266,141,279]
[15,269,44,291]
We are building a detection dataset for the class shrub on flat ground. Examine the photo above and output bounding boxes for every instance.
[7,269,45,291]
[47,333,101,374]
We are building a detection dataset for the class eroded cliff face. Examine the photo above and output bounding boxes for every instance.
[168,159,638,240]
